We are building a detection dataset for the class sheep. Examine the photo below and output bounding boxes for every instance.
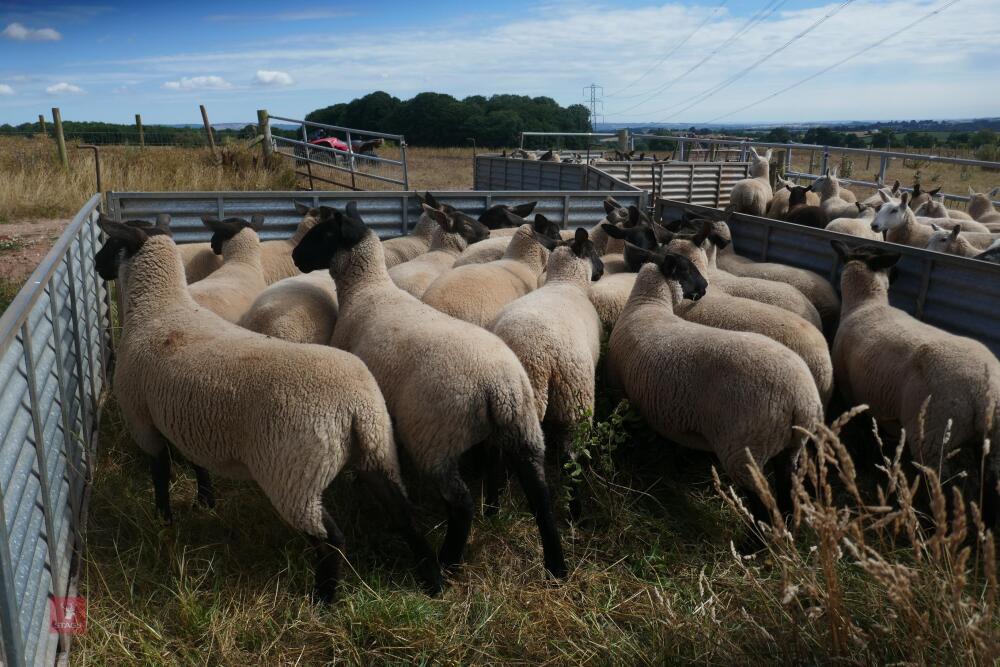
[661,233,834,405]
[187,215,268,323]
[914,197,977,223]
[291,203,567,578]
[237,271,339,345]
[713,233,840,336]
[660,218,824,330]
[539,150,561,162]
[727,147,773,216]
[826,203,881,240]
[872,192,999,251]
[388,205,491,298]
[490,229,604,515]
[94,218,442,603]
[782,185,828,229]
[453,213,560,267]
[908,182,942,211]
[859,179,900,210]
[510,148,537,160]
[607,246,824,531]
[381,192,445,268]
[813,167,859,220]
[829,240,1000,522]
[178,242,223,283]
[766,177,821,219]
[422,222,552,327]
[478,201,538,232]
[967,187,1000,225]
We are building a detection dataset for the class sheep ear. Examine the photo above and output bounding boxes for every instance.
[805,184,813,192]
[708,231,730,249]
[930,223,941,231]
[691,221,712,248]
[601,223,626,239]
[99,215,148,253]
[531,230,558,251]
[294,201,311,215]
[154,213,171,231]
[866,251,901,271]
[422,203,451,230]
[624,241,656,266]
[626,205,641,228]
[764,149,773,160]
[574,227,588,244]
[250,214,265,231]
[950,226,960,239]
[830,240,850,263]
[969,186,977,196]
[929,186,941,196]
[423,192,441,209]
[511,201,537,218]
[651,221,673,244]
[912,183,922,196]
[749,147,759,158]
[892,180,900,193]
[991,187,1000,197]
[532,213,560,239]
[603,198,621,214]
[900,192,911,206]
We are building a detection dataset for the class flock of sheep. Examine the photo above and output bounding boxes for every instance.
[729,147,1000,263]
[93,180,1000,603]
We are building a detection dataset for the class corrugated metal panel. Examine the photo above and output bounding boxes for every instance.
[107,190,647,244]
[0,195,106,667]
[656,199,1000,357]
[473,157,643,198]
[590,161,749,209]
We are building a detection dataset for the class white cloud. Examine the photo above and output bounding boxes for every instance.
[0,84,14,96]
[162,75,232,90]
[46,82,84,95]
[253,70,294,87]
[2,22,62,41]
[81,0,1000,123]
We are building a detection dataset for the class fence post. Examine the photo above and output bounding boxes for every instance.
[616,129,629,153]
[135,113,144,147]
[820,146,830,175]
[257,109,273,158]
[401,139,409,191]
[878,155,889,184]
[300,123,314,190]
[38,113,47,135]
[52,107,69,168]
[200,104,219,162]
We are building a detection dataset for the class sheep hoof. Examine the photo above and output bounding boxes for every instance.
[546,559,569,581]
[421,567,445,597]
[311,581,338,605]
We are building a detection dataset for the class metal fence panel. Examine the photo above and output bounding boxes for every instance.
[656,199,1000,357]
[591,161,749,208]
[0,194,107,667]
[106,190,648,244]
[472,157,644,202]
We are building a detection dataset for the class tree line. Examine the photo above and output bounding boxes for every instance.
[305,91,591,147]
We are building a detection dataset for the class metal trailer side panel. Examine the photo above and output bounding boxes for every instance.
[656,199,1000,358]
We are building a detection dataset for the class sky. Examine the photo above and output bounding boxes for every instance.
[0,0,997,126]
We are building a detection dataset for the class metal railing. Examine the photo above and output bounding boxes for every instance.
[656,198,1000,357]
[268,115,409,191]
[519,131,627,152]
[656,135,1000,208]
[0,194,110,667]
[594,161,750,208]
[106,190,649,242]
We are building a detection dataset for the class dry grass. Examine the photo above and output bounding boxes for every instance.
[76,376,1000,664]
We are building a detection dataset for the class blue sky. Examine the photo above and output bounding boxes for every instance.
[0,0,997,126]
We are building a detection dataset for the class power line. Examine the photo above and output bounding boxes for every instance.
[606,0,728,98]
[704,0,962,123]
[607,0,787,112]
[633,0,856,122]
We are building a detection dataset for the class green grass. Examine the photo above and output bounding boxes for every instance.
[74,385,1000,665]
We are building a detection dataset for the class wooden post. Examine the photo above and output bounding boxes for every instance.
[616,128,629,153]
[200,104,219,162]
[257,109,273,157]
[52,107,68,169]
[37,114,46,135]
[135,113,144,147]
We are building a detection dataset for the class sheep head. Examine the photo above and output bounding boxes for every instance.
[292,202,369,273]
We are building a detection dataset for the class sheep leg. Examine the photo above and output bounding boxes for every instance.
[311,509,346,604]
[434,465,474,573]
[150,447,173,523]
[356,470,443,596]
[507,454,568,579]
[192,465,215,509]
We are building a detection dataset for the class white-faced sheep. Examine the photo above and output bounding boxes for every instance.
[94,218,442,603]
[607,246,823,532]
[728,147,773,216]
[187,215,268,323]
[237,271,339,345]
[813,167,860,220]
[859,180,900,210]
[830,240,1000,524]
[913,200,987,230]
[826,203,881,240]
[873,192,999,251]
[661,232,833,405]
[422,222,553,327]
[388,205,491,298]
[967,187,1000,226]
[490,229,604,515]
[291,203,567,578]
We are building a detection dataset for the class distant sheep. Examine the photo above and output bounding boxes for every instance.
[967,187,1000,225]
[727,147,773,216]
